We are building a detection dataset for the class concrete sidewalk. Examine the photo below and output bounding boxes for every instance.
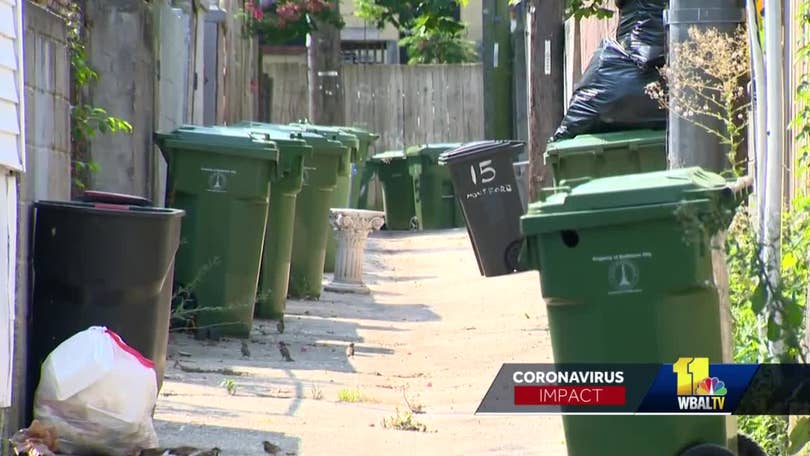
[153,229,565,455]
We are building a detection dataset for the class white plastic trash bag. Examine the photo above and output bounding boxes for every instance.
[34,326,160,456]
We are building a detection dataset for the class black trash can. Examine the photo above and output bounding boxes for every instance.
[27,192,184,420]
[439,141,526,277]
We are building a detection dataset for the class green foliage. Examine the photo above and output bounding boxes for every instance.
[355,0,468,30]
[727,203,808,364]
[337,388,365,402]
[726,200,810,453]
[399,20,478,64]
[354,0,477,64]
[382,408,428,432]
[564,0,614,19]
[66,3,132,191]
[739,415,789,456]
[220,379,238,396]
[237,0,345,44]
[790,417,810,455]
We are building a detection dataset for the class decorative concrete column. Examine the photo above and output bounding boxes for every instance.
[324,209,385,294]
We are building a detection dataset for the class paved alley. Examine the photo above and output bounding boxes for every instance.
[153,229,566,455]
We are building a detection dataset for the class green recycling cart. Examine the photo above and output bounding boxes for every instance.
[406,143,466,230]
[520,167,749,456]
[545,129,667,188]
[155,125,279,338]
[340,126,380,208]
[286,129,350,298]
[354,163,385,211]
[230,122,313,320]
[368,150,416,230]
[288,123,360,274]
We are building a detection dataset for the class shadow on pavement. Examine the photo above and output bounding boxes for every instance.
[153,418,300,456]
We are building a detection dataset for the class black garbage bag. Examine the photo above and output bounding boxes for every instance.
[615,0,668,69]
[550,38,666,142]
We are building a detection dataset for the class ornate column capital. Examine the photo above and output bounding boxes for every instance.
[324,209,386,294]
[329,209,386,235]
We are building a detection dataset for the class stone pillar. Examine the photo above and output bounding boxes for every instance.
[324,209,385,294]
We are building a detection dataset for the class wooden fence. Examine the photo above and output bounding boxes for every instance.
[261,63,486,152]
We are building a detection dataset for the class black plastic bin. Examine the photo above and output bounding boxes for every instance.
[26,192,184,420]
[439,141,526,277]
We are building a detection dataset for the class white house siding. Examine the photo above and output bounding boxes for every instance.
[0,0,25,408]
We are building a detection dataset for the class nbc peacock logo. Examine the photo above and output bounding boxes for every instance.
[696,376,728,397]
[673,357,727,411]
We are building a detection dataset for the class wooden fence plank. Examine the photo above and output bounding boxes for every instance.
[264,62,485,151]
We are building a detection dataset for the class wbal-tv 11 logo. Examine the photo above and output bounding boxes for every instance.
[476,361,810,415]
[673,357,727,412]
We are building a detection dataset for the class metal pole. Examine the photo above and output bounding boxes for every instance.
[745,0,767,244]
[665,0,746,173]
[763,0,785,358]
[483,0,514,140]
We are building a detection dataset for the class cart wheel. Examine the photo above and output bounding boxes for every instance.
[679,444,734,456]
[679,434,767,456]
[504,239,523,272]
[737,434,767,456]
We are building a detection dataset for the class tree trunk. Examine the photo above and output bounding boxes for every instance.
[526,0,564,200]
[307,0,345,125]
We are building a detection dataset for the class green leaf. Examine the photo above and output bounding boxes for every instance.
[782,251,798,270]
[788,417,810,455]
[751,280,767,314]
[766,316,781,341]
[785,302,804,328]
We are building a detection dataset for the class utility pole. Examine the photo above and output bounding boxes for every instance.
[511,0,529,150]
[482,0,514,140]
[666,0,746,172]
[665,0,746,364]
[526,0,564,199]
[762,0,784,359]
[308,0,345,125]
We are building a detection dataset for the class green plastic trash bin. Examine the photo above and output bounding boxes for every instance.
[354,162,385,211]
[406,143,466,230]
[231,122,313,320]
[545,129,667,187]
[289,123,360,274]
[340,126,380,208]
[156,125,279,338]
[368,150,416,230]
[520,167,750,456]
[286,130,350,298]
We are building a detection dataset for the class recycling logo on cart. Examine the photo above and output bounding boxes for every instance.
[202,167,236,193]
[608,258,640,293]
[593,252,650,295]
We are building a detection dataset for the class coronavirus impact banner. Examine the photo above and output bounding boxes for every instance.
[476,359,810,415]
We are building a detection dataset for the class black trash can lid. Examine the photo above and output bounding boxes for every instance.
[437,140,525,165]
[75,191,153,207]
[35,192,184,217]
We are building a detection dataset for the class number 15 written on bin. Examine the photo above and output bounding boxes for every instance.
[471,160,496,185]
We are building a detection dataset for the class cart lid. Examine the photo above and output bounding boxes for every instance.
[545,129,665,157]
[406,143,464,161]
[437,140,524,166]
[369,150,407,163]
[155,125,279,162]
[521,167,749,234]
